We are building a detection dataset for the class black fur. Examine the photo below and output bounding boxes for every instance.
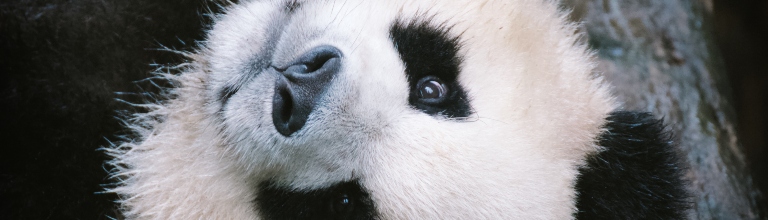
[257,180,377,220]
[389,19,472,118]
[575,111,690,219]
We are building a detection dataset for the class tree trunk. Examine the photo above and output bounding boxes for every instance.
[562,0,766,218]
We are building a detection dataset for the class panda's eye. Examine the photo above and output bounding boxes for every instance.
[391,20,472,118]
[417,76,447,100]
[331,193,354,214]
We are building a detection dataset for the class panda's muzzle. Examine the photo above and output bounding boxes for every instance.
[272,46,343,137]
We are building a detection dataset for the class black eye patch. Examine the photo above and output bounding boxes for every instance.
[389,19,472,118]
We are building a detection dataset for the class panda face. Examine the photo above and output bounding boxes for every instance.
[201,0,615,218]
[110,0,621,219]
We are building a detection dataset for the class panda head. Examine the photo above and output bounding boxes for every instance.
[201,0,615,218]
[109,0,687,219]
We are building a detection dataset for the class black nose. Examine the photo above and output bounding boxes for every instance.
[272,46,343,137]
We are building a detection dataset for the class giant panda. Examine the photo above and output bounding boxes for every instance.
[105,0,689,219]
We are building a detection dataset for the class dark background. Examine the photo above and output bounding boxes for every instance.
[0,0,214,218]
[0,0,765,219]
[713,0,768,201]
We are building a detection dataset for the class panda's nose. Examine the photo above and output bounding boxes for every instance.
[272,46,342,137]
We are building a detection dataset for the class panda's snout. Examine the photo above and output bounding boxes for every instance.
[272,46,343,137]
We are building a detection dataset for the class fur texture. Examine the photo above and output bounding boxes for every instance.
[105,0,687,219]
[575,111,689,219]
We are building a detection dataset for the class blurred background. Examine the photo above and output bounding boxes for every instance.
[0,0,766,219]
[713,0,768,201]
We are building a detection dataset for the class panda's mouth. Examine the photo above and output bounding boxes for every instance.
[271,46,343,137]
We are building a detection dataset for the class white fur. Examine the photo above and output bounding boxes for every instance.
[106,0,616,219]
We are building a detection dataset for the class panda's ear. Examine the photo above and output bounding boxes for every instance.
[574,111,690,219]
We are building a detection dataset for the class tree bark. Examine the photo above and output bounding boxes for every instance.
[562,0,766,218]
